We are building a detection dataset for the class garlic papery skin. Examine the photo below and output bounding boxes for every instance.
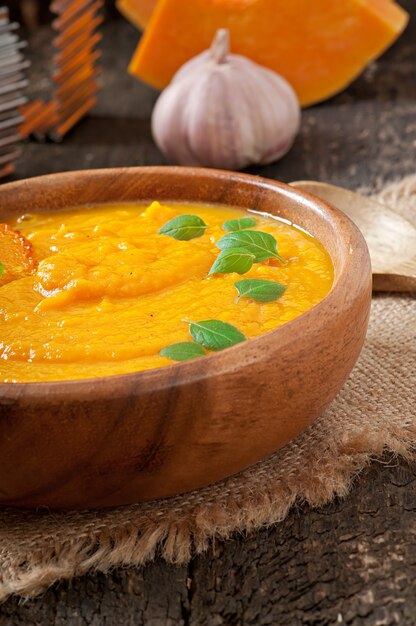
[151,29,301,171]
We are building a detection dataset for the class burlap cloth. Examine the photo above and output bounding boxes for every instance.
[0,176,415,603]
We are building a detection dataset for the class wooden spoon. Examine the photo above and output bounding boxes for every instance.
[290,180,416,293]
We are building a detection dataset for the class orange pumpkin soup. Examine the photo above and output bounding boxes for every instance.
[0,202,333,382]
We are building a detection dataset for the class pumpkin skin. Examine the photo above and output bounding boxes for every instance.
[127,0,408,107]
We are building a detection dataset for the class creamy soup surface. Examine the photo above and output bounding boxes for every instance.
[0,202,333,382]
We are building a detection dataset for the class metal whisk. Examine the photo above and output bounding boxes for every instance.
[0,6,29,178]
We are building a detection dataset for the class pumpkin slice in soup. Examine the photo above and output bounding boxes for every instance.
[128,0,408,106]
[0,224,36,287]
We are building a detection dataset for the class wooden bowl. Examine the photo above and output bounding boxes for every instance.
[0,167,371,509]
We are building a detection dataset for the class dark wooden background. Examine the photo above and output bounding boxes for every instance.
[7,0,118,25]
[1,1,416,624]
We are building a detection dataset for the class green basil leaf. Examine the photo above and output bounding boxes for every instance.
[235,279,287,303]
[209,247,255,275]
[216,230,286,263]
[188,319,246,351]
[160,342,206,361]
[0,262,3,277]
[222,217,257,232]
[158,214,208,240]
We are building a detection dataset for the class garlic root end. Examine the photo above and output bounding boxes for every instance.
[210,29,229,64]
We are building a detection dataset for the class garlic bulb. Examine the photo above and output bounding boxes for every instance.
[151,29,301,170]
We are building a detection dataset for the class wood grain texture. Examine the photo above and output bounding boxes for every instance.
[0,0,415,621]
[0,167,371,508]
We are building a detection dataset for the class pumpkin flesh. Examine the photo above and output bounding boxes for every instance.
[128,0,408,106]
[116,0,157,30]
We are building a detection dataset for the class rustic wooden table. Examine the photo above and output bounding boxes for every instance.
[1,3,415,624]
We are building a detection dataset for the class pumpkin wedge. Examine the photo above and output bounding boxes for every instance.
[0,224,36,287]
[116,0,157,30]
[128,0,408,106]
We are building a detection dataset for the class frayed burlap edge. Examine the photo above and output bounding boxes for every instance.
[0,175,415,602]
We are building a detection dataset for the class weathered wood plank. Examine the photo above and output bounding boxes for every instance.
[0,1,415,623]
[189,459,416,626]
